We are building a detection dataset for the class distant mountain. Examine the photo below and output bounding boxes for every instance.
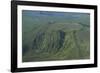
[22,10,89,19]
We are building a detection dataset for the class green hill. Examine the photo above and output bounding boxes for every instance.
[22,10,90,62]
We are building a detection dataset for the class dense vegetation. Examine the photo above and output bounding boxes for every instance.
[22,10,90,62]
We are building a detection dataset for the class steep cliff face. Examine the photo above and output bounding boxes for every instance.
[32,30,65,53]
[22,10,90,62]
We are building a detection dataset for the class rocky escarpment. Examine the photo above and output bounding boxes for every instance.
[22,22,90,62]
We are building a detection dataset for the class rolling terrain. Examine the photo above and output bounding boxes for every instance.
[22,10,90,62]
